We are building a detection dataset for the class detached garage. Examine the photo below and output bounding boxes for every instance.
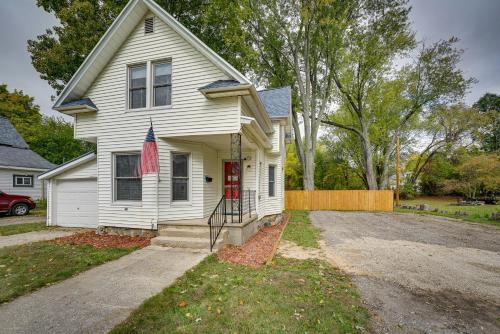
[39,152,97,228]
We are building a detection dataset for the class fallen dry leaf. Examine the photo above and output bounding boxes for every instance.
[178,300,187,308]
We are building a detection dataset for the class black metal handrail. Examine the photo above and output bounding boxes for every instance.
[241,189,256,217]
[208,195,226,252]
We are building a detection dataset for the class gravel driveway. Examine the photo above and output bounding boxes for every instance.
[311,211,500,334]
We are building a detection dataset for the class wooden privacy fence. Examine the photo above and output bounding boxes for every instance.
[285,190,394,212]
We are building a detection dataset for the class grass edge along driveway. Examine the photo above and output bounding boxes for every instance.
[0,241,136,303]
[111,255,370,334]
[282,210,321,248]
[0,222,48,236]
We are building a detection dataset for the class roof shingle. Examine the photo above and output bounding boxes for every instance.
[0,116,29,149]
[257,86,291,118]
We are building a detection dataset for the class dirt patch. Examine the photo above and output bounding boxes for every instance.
[54,231,151,249]
[311,211,500,333]
[217,218,287,267]
[277,239,326,260]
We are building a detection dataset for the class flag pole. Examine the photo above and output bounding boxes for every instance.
[151,117,159,229]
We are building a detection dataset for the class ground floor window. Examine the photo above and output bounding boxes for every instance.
[114,153,141,201]
[268,165,276,197]
[172,152,189,201]
[13,174,33,187]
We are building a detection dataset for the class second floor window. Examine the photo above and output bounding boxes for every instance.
[129,65,147,109]
[153,62,172,107]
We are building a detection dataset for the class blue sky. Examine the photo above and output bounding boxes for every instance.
[1,0,499,119]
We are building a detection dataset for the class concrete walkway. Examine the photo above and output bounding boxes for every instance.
[0,230,74,248]
[0,246,208,334]
[0,215,46,226]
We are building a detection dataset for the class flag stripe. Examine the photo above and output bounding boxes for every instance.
[140,126,159,175]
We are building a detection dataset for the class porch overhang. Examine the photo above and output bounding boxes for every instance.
[240,116,272,149]
[199,84,274,135]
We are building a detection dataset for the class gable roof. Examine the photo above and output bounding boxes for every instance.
[53,0,250,109]
[0,117,55,170]
[0,116,29,149]
[39,152,95,180]
[257,87,291,119]
[0,146,55,170]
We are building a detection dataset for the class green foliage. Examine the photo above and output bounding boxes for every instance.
[285,142,365,190]
[473,93,500,152]
[30,116,95,165]
[418,153,457,196]
[0,84,41,144]
[0,241,134,303]
[397,197,500,227]
[29,0,255,94]
[111,255,370,334]
[282,210,321,248]
[0,84,94,164]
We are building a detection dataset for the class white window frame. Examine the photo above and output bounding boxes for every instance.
[112,152,142,203]
[126,59,173,112]
[127,63,148,110]
[151,60,172,108]
[171,152,191,203]
[13,174,33,188]
[268,165,276,197]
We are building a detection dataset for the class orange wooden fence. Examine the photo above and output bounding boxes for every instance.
[285,190,394,212]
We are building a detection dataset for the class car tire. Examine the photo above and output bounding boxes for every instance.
[11,203,29,216]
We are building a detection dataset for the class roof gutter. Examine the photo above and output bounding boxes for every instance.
[54,105,98,115]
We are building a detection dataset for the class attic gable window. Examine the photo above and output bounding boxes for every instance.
[144,17,154,34]
[129,64,147,109]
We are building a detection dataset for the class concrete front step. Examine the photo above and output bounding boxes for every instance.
[151,235,224,249]
[158,226,210,238]
[152,228,228,250]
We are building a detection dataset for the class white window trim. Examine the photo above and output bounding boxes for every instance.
[13,174,34,188]
[151,60,172,109]
[268,164,276,198]
[125,58,172,112]
[171,152,191,204]
[112,152,142,204]
[126,63,148,111]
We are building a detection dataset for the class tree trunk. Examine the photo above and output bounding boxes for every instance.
[303,139,316,190]
[360,128,378,190]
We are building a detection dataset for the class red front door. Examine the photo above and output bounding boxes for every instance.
[224,161,240,199]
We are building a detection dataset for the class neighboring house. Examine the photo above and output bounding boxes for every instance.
[39,0,291,248]
[0,116,54,200]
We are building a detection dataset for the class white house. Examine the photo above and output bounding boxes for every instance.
[0,117,54,200]
[39,0,291,249]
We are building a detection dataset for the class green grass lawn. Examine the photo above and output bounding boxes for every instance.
[0,241,136,303]
[111,255,370,334]
[397,196,500,227]
[282,210,321,248]
[0,222,47,236]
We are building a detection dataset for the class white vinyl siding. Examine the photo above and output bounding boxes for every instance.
[75,11,240,140]
[0,168,46,200]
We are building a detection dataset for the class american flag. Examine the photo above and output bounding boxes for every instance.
[140,124,159,176]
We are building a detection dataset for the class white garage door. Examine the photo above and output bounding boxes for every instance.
[55,179,97,228]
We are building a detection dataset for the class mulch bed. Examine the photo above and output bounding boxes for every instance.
[53,231,152,249]
[217,215,289,267]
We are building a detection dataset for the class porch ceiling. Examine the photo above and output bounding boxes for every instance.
[161,133,257,151]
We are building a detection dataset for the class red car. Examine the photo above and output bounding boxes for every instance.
[0,191,36,216]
